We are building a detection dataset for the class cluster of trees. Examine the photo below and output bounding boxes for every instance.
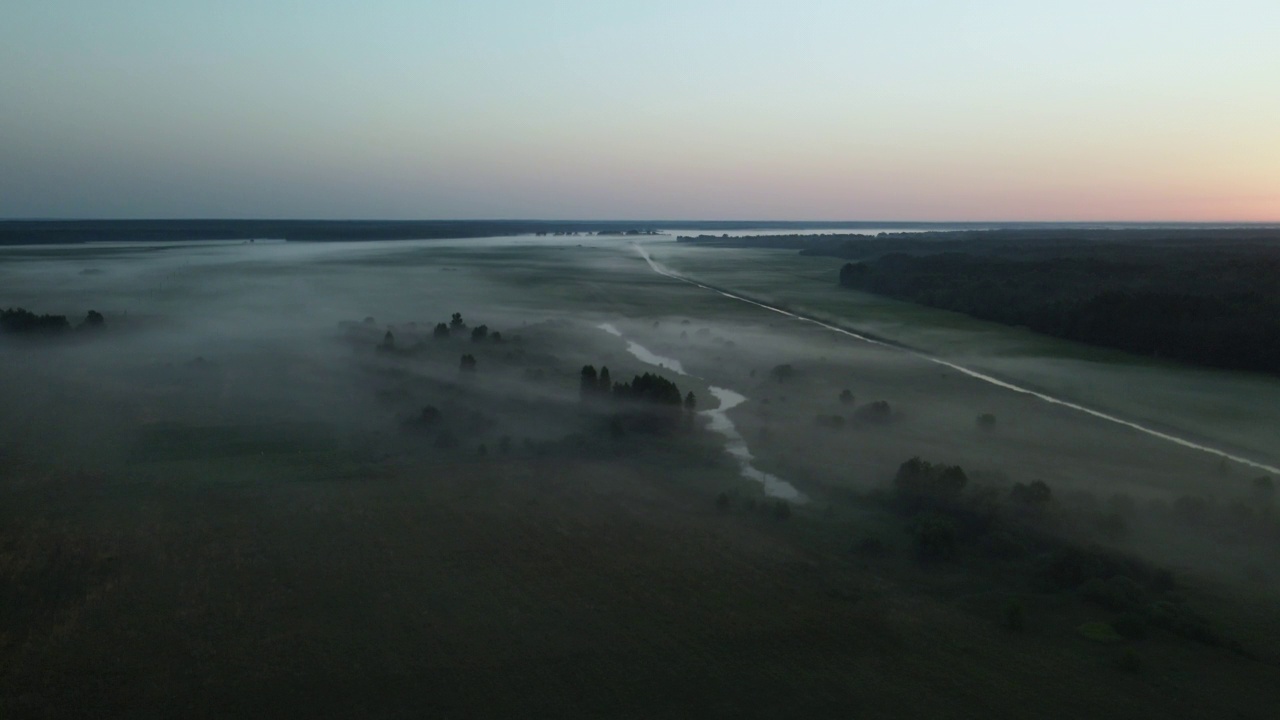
[428,313,502,343]
[837,246,1280,374]
[594,229,660,236]
[579,364,613,399]
[893,457,969,516]
[1,307,105,335]
[580,365,696,432]
[580,365,694,410]
[373,312,505,352]
[877,455,1250,654]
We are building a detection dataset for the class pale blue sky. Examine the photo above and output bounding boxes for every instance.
[2,1,1277,220]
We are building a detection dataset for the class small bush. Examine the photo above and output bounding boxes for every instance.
[769,363,796,382]
[854,400,892,424]
[815,414,846,429]
[80,310,105,329]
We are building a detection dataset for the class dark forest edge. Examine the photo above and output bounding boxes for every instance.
[680,228,1280,376]
[1,307,105,335]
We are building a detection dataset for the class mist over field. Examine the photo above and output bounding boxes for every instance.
[3,230,1280,717]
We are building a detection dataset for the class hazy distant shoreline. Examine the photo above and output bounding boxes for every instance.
[2,219,1277,246]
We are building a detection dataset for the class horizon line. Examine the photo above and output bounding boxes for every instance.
[3,218,1279,226]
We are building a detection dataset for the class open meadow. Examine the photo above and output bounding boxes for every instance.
[2,236,1279,718]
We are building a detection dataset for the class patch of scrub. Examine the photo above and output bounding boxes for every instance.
[597,323,686,375]
[701,387,805,502]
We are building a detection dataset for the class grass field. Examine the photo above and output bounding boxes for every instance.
[644,241,1280,467]
[2,237,1278,718]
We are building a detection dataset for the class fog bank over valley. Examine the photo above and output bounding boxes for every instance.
[3,230,1280,717]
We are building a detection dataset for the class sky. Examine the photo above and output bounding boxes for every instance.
[1,1,1277,221]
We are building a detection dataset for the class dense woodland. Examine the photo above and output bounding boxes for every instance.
[1,307,104,334]
[836,245,1280,374]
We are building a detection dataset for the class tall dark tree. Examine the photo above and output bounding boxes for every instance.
[433,322,450,339]
[598,366,611,394]
[580,365,598,400]
[684,391,697,412]
[471,324,489,342]
[460,354,477,372]
[450,312,465,330]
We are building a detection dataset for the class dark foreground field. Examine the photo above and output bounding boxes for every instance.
[8,456,1280,719]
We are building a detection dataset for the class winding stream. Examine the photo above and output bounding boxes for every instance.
[597,323,687,375]
[596,322,804,501]
[700,387,806,501]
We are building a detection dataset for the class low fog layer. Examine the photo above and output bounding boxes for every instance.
[4,233,1279,717]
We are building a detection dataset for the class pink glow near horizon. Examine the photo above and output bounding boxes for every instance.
[1,1,1277,221]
